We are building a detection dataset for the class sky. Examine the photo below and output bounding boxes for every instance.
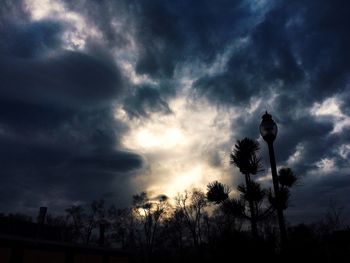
[1,0,350,224]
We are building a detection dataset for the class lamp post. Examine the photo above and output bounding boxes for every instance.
[259,112,287,248]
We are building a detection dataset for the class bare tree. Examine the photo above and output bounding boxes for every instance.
[65,199,106,245]
[65,205,85,242]
[132,192,170,261]
[163,208,187,250]
[110,207,137,249]
[324,199,344,232]
[175,189,207,248]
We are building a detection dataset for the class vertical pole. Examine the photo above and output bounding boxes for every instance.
[267,141,287,248]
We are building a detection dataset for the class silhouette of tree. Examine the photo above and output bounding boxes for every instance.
[230,138,263,239]
[7,213,33,223]
[163,208,187,250]
[175,189,207,248]
[46,214,67,227]
[268,167,298,211]
[206,181,244,234]
[278,167,297,188]
[65,205,85,242]
[1,189,350,262]
[207,181,230,204]
[132,192,170,261]
[220,198,245,223]
[324,199,344,232]
[65,199,107,245]
[110,207,136,249]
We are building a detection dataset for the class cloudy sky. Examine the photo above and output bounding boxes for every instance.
[1,0,350,223]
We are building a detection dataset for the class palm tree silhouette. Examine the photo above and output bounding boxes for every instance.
[206,181,230,204]
[230,138,263,239]
[206,181,245,233]
[269,167,298,211]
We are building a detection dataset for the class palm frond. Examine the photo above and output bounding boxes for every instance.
[206,181,230,204]
[278,167,297,187]
[230,138,263,175]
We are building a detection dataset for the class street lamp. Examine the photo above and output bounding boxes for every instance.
[259,112,287,248]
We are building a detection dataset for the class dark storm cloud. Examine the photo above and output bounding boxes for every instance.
[190,0,350,221]
[61,0,131,48]
[0,51,124,113]
[60,0,259,118]
[132,0,253,78]
[136,2,251,80]
[0,3,143,213]
[0,0,29,25]
[195,0,350,106]
[123,85,172,117]
[287,170,350,224]
[193,6,305,106]
[62,0,254,79]
[193,1,350,155]
[1,21,62,58]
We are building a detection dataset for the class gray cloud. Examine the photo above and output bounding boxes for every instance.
[0,3,143,214]
[123,85,172,118]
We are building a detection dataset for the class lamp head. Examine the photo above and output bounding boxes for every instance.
[259,111,278,142]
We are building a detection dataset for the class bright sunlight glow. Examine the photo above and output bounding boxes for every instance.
[118,95,235,198]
